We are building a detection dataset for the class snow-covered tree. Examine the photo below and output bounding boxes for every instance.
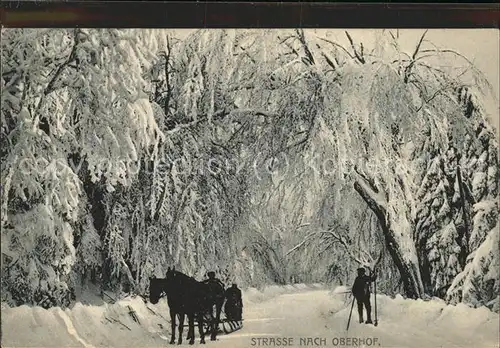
[445,121,499,311]
[447,222,499,312]
[1,29,163,306]
[2,29,497,312]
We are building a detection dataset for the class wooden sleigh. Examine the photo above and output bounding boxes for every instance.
[200,308,243,334]
[146,303,243,335]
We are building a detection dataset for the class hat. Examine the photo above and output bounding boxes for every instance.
[207,271,215,277]
[357,267,365,273]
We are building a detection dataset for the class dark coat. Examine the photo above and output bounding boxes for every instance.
[225,287,242,308]
[352,274,376,298]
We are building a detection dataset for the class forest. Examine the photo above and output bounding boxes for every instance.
[1,29,498,313]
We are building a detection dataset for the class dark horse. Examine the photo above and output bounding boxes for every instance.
[149,267,225,345]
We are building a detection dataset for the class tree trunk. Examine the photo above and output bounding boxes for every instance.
[455,166,471,269]
[353,179,424,299]
[416,237,433,295]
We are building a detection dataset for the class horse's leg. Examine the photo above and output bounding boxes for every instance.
[187,314,195,345]
[211,302,222,341]
[169,311,176,345]
[207,306,215,341]
[177,313,185,345]
[217,299,225,339]
[186,313,193,342]
[197,312,205,344]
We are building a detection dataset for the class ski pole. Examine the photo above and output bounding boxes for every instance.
[374,279,378,326]
[346,296,355,331]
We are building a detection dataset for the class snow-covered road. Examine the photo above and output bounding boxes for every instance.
[2,286,499,348]
[210,290,499,348]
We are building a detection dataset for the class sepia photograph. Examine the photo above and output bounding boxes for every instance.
[1,24,499,348]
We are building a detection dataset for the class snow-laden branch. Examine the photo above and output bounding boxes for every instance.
[229,109,277,118]
[43,29,80,98]
[352,168,387,211]
[285,226,376,269]
[285,231,318,256]
[320,229,369,266]
[164,108,276,135]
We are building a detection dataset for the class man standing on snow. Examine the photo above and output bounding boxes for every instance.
[352,267,377,324]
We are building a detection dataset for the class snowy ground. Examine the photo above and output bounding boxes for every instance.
[2,284,498,348]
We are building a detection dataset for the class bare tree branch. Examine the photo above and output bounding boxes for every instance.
[345,31,365,64]
[316,36,355,59]
[295,29,315,66]
[403,30,429,83]
[412,30,428,60]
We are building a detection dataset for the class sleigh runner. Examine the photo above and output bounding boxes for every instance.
[172,297,243,335]
[201,310,243,334]
[164,307,243,335]
[221,318,243,333]
[149,302,244,335]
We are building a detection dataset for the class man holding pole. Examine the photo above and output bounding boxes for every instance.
[352,267,377,324]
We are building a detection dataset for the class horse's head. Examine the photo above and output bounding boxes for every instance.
[149,277,162,304]
[149,266,178,304]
